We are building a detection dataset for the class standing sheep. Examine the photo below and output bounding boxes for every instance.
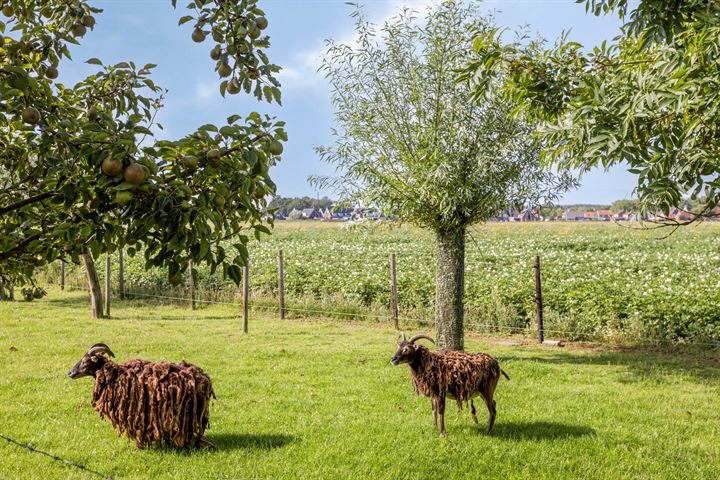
[390,333,509,437]
[68,343,215,448]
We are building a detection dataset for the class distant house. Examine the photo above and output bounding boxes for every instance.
[584,211,598,220]
[520,207,540,222]
[596,209,612,220]
[332,208,353,220]
[274,211,286,220]
[659,208,694,222]
[708,206,720,221]
[321,208,333,221]
[675,209,694,222]
[490,212,510,222]
[302,208,321,220]
[351,207,364,220]
[613,210,629,221]
[506,208,522,222]
[563,209,584,221]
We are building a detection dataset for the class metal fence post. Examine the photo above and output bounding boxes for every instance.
[104,256,111,316]
[243,262,249,333]
[390,253,399,330]
[534,255,544,343]
[278,250,285,319]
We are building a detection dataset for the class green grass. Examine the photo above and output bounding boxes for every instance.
[1,290,719,479]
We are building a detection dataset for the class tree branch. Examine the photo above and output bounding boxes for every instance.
[0,192,58,215]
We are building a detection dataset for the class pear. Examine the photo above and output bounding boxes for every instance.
[21,107,41,125]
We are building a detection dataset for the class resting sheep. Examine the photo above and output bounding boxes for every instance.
[68,343,215,448]
[390,333,509,437]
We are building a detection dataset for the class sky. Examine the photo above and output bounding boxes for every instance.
[56,0,637,205]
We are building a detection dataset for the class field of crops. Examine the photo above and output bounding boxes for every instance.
[51,221,720,345]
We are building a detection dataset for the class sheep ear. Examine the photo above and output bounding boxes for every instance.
[397,332,406,345]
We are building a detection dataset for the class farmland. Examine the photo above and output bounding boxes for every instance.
[51,221,720,345]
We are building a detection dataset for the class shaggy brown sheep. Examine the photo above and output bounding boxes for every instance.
[68,343,215,448]
[390,333,509,437]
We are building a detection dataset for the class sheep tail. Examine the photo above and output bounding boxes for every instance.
[500,369,510,381]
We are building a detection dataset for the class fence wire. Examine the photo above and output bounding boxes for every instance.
[53,284,720,348]
[0,433,114,480]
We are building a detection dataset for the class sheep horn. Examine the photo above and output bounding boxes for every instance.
[87,343,115,358]
[408,334,435,345]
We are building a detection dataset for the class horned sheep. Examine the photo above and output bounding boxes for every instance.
[390,333,509,437]
[68,343,215,448]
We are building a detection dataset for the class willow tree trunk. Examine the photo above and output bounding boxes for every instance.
[434,228,465,350]
[82,251,104,319]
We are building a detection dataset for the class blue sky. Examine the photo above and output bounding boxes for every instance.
[58,0,636,205]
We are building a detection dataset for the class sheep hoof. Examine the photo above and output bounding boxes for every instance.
[439,431,447,438]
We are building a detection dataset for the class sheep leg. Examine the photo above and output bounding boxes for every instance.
[431,398,438,429]
[438,395,446,437]
[470,400,479,425]
[484,397,497,436]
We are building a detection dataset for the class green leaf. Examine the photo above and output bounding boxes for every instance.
[227,264,241,284]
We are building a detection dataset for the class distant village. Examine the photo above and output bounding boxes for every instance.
[269,196,720,222]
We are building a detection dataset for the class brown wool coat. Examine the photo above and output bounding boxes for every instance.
[92,359,215,448]
[409,346,501,407]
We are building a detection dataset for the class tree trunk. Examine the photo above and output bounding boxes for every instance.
[82,251,104,319]
[434,227,465,350]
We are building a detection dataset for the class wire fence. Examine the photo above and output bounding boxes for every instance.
[53,281,720,348]
[23,246,720,349]
[0,433,114,480]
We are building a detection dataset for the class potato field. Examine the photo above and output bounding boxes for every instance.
[51,221,720,345]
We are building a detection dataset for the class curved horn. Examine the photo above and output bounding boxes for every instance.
[87,343,115,358]
[408,334,435,345]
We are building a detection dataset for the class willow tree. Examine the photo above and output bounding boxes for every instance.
[0,0,285,317]
[313,1,574,350]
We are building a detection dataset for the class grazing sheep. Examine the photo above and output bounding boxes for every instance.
[390,333,509,437]
[68,343,215,448]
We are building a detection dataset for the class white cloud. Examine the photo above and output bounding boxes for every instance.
[278,0,435,91]
[277,52,324,90]
[194,80,217,102]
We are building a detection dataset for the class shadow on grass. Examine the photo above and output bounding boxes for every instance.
[492,421,595,441]
[497,349,720,385]
[206,433,296,451]
[41,295,90,308]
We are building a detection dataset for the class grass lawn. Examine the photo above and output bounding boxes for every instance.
[1,290,719,479]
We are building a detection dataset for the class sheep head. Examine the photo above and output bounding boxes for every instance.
[390,333,435,366]
[68,343,115,379]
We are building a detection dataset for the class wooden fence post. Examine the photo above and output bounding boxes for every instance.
[278,250,285,319]
[188,258,196,310]
[104,255,111,317]
[118,249,125,300]
[390,253,399,330]
[534,255,544,343]
[60,261,65,291]
[242,262,249,333]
